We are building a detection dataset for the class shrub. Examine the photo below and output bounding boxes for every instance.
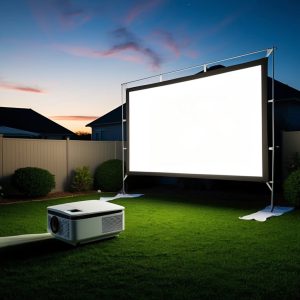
[0,176,22,199]
[94,159,123,192]
[287,152,300,174]
[283,169,300,206]
[12,167,55,197]
[70,166,93,192]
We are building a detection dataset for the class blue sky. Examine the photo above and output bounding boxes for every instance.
[0,0,299,133]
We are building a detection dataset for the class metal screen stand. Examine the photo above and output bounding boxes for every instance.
[266,46,276,211]
[120,48,276,208]
[97,83,144,202]
[121,83,127,194]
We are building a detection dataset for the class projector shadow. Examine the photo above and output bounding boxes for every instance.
[0,235,117,264]
[0,238,71,262]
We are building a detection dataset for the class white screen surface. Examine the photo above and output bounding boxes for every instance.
[127,60,267,180]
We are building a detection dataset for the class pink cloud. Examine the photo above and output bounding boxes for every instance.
[55,45,99,58]
[56,43,158,68]
[154,30,181,57]
[28,0,92,32]
[151,29,199,60]
[0,82,45,94]
[106,27,162,69]
[55,27,163,69]
[51,116,98,121]
[56,0,92,29]
[56,44,143,64]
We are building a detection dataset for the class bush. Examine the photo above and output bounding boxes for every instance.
[0,176,22,199]
[12,167,55,197]
[94,159,123,192]
[70,166,93,192]
[287,152,300,174]
[283,169,300,206]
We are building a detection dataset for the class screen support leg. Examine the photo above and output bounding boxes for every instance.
[266,46,275,211]
[121,83,127,194]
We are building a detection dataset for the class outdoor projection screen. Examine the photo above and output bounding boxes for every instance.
[127,58,268,181]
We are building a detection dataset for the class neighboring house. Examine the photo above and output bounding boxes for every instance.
[0,107,75,139]
[86,105,125,141]
[269,78,300,132]
[0,126,40,138]
[87,76,300,142]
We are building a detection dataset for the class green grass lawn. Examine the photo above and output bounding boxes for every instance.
[0,191,300,299]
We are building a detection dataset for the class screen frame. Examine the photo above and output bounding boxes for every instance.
[126,58,268,182]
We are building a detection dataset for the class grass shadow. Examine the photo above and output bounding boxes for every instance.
[0,238,73,263]
[133,185,270,211]
[0,235,118,264]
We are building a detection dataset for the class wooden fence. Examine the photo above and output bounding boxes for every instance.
[1,132,299,192]
[0,136,122,192]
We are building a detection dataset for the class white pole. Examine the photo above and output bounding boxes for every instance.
[270,46,276,211]
[121,83,126,194]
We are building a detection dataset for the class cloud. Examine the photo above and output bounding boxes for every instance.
[0,82,45,94]
[56,44,144,65]
[100,42,162,69]
[154,30,181,57]
[53,0,92,29]
[55,27,163,69]
[51,116,98,121]
[125,0,163,25]
[54,45,99,58]
[104,27,162,69]
[151,29,200,60]
[28,0,92,31]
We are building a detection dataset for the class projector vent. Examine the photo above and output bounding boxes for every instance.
[102,214,123,233]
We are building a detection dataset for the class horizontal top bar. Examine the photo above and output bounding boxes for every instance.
[122,47,273,86]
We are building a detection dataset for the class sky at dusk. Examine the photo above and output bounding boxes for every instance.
[1,0,299,133]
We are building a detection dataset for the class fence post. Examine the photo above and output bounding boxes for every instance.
[66,137,70,191]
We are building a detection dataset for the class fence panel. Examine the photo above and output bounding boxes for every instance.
[67,141,122,188]
[0,136,122,192]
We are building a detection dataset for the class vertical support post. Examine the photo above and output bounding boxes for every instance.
[270,46,275,211]
[66,137,70,191]
[121,83,126,194]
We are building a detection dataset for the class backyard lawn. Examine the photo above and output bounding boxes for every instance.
[0,190,300,299]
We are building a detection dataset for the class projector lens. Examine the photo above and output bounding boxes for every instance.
[50,216,59,233]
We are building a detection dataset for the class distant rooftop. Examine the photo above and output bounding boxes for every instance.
[0,107,75,137]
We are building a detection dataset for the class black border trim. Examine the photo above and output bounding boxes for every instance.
[126,58,268,182]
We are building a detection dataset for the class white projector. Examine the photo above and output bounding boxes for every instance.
[47,200,125,246]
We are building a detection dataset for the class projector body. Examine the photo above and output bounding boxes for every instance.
[47,200,124,246]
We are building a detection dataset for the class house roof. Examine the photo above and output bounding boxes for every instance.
[267,77,300,101]
[0,107,75,136]
[86,105,125,127]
